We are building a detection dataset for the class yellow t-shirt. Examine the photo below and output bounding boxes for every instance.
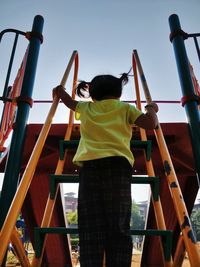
[73,99,143,167]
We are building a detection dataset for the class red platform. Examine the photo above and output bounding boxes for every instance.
[1,122,198,266]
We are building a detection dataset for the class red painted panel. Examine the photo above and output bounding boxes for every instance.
[1,122,198,266]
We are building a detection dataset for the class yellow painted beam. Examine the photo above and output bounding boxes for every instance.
[0,51,78,266]
[31,52,78,267]
[132,52,173,267]
[11,228,31,267]
[133,49,200,267]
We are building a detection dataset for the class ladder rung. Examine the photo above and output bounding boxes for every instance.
[131,140,152,160]
[34,227,172,261]
[130,229,172,261]
[131,176,160,201]
[50,174,79,199]
[59,140,152,161]
[50,174,159,201]
[34,227,78,258]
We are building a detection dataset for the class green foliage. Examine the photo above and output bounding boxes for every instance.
[67,210,78,225]
[191,208,200,241]
[71,237,79,247]
[66,210,78,240]
[131,200,145,230]
[66,201,146,234]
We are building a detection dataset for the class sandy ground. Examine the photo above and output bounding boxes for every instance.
[6,245,196,266]
[6,242,200,267]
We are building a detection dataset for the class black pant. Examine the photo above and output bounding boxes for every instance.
[78,156,133,267]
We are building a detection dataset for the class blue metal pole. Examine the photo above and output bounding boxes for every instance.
[0,15,44,228]
[169,14,200,185]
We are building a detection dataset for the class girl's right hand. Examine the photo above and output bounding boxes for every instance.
[52,85,65,99]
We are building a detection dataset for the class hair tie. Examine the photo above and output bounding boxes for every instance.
[76,80,91,98]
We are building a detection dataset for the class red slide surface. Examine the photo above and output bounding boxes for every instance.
[0,122,197,266]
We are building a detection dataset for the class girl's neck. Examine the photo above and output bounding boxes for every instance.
[93,96,120,101]
[104,95,119,100]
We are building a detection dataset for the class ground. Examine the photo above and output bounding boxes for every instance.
[6,247,193,267]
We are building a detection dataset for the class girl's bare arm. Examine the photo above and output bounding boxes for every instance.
[53,85,78,111]
[134,103,159,130]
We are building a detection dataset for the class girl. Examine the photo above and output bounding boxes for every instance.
[53,72,158,267]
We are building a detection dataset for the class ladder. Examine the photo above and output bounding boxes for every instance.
[29,50,173,267]
[133,50,200,267]
[0,50,199,267]
[34,139,172,266]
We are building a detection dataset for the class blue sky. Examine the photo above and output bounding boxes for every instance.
[0,0,200,202]
[0,0,200,122]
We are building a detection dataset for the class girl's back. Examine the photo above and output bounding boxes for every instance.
[73,99,142,166]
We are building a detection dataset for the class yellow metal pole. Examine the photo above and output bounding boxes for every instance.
[31,52,79,267]
[132,53,173,267]
[0,51,78,266]
[10,228,31,267]
[173,235,186,267]
[133,49,200,267]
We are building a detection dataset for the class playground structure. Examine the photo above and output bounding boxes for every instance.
[0,13,199,267]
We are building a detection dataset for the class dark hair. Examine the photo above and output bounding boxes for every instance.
[76,72,129,100]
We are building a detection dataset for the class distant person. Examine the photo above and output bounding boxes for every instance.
[135,237,140,250]
[53,71,158,267]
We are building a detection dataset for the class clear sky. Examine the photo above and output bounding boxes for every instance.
[0,0,200,202]
[1,1,200,109]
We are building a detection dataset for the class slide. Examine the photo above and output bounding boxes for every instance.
[1,122,197,266]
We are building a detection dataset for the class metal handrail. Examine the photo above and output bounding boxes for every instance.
[132,52,173,267]
[0,50,78,265]
[133,49,200,267]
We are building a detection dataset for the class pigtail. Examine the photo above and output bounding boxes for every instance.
[120,73,129,85]
[76,81,90,98]
[120,67,132,85]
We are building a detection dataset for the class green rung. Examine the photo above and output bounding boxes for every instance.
[131,176,160,201]
[50,174,79,199]
[34,227,78,258]
[49,174,159,200]
[34,227,172,261]
[130,140,152,161]
[59,139,152,160]
[130,229,173,261]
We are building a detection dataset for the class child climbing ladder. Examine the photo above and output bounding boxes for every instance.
[53,72,158,267]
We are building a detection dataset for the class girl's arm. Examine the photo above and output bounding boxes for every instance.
[52,85,78,111]
[134,103,159,130]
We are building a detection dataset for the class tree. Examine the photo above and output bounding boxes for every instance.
[191,209,200,241]
[67,210,78,225]
[67,210,78,245]
[131,201,145,230]
[131,201,145,248]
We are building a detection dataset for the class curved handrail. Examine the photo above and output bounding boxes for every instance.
[0,50,79,265]
[0,47,28,151]
[0,29,26,41]
[132,53,173,267]
[133,49,200,267]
